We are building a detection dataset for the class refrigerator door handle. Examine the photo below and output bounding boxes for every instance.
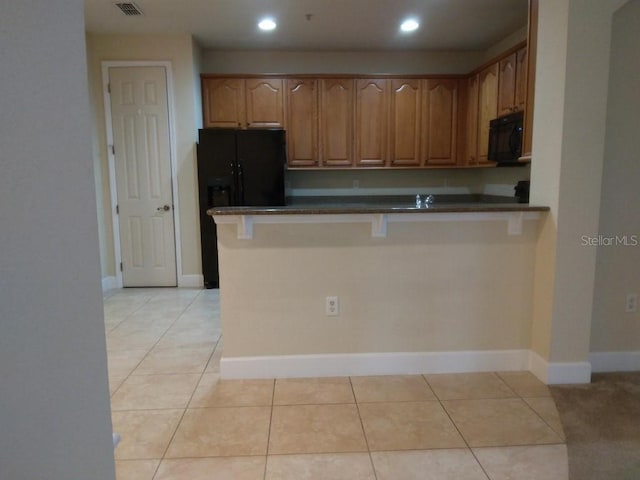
[237,161,245,205]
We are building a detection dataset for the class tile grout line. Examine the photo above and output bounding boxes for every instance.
[112,289,214,388]
[151,289,214,480]
[520,396,566,442]
[489,371,565,444]
[103,289,155,332]
[107,291,163,397]
[263,378,277,480]
[424,374,495,480]
[349,376,379,480]
[109,289,220,479]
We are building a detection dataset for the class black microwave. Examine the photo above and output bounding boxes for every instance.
[487,111,524,164]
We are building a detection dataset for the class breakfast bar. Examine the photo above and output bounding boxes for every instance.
[208,197,549,379]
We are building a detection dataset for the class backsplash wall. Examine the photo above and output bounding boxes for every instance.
[286,165,531,198]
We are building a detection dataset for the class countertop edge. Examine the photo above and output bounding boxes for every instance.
[207,205,550,216]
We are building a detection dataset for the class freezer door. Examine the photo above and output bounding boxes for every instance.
[236,129,286,206]
[197,128,239,204]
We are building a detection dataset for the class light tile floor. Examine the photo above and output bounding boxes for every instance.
[105,288,569,480]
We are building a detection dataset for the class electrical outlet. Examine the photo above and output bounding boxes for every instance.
[326,296,339,316]
[626,293,638,313]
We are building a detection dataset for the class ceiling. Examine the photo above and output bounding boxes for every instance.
[84,0,528,52]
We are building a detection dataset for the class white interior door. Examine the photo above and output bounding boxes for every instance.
[109,66,177,287]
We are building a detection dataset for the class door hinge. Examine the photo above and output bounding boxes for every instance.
[107,83,111,94]
[116,204,119,215]
[111,144,115,155]
[120,262,123,272]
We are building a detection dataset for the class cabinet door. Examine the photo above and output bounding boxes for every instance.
[459,74,479,165]
[477,64,499,164]
[498,52,517,117]
[389,79,421,166]
[286,79,318,167]
[355,79,389,167]
[201,78,246,128]
[319,79,354,167]
[422,79,458,166]
[515,47,528,113]
[245,78,284,128]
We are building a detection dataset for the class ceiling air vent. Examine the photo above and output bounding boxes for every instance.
[114,2,143,16]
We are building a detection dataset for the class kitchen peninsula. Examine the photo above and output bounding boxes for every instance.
[209,197,549,379]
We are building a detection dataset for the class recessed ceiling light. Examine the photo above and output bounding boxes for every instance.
[400,18,420,33]
[258,18,277,31]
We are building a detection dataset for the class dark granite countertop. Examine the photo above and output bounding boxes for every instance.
[207,195,549,216]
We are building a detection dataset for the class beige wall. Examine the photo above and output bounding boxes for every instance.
[529,0,629,371]
[481,25,528,63]
[218,220,539,357]
[0,1,115,477]
[590,0,640,352]
[201,50,483,75]
[87,34,202,281]
[287,166,530,199]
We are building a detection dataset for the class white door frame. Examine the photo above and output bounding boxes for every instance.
[101,61,183,288]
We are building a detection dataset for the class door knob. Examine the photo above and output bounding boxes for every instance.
[157,205,171,212]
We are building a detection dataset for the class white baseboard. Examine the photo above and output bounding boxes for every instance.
[101,276,117,292]
[528,351,592,384]
[178,274,204,288]
[102,275,202,290]
[590,351,640,372]
[220,349,530,379]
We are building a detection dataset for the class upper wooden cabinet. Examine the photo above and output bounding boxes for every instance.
[202,78,246,128]
[285,79,318,167]
[319,79,354,167]
[477,63,499,164]
[201,77,284,128]
[515,47,528,114]
[244,78,284,128]
[422,79,458,166]
[498,53,517,117]
[201,41,529,169]
[497,46,528,117]
[355,79,389,167]
[458,74,479,166]
[389,79,422,167]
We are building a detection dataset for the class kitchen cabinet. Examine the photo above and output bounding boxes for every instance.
[285,79,319,167]
[245,78,284,128]
[422,79,458,166]
[458,74,479,165]
[498,52,517,117]
[201,43,529,170]
[497,47,528,117]
[201,77,284,128]
[515,47,528,112]
[355,79,389,167]
[477,63,499,164]
[389,79,422,167]
[319,78,355,167]
[202,78,246,128]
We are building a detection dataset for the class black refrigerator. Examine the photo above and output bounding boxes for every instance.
[197,128,286,288]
